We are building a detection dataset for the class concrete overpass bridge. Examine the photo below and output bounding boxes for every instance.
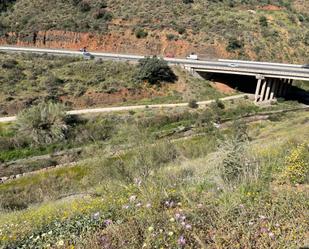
[178,59,309,104]
[1,46,308,104]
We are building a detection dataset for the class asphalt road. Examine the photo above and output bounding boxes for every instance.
[0,46,309,81]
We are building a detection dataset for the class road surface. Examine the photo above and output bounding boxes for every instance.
[0,46,309,81]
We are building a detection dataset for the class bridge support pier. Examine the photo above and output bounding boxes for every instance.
[254,76,293,104]
[183,65,204,79]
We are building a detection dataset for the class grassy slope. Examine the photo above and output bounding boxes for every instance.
[0,52,224,115]
[0,105,308,248]
[0,1,308,62]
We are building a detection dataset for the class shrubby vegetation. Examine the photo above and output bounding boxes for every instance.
[0,1,308,61]
[0,105,308,248]
[0,53,224,116]
[135,56,177,85]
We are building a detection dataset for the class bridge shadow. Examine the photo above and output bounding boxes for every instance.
[199,72,257,94]
[286,85,309,105]
[198,72,309,105]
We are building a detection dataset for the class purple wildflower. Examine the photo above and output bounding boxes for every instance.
[177,235,186,246]
[269,232,275,239]
[104,219,113,226]
[185,224,192,230]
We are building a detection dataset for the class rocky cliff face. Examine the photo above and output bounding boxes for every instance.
[0,29,228,58]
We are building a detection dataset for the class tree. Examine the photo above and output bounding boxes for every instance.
[15,102,69,145]
[135,56,177,84]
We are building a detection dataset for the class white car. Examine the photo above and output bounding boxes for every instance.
[186,54,198,60]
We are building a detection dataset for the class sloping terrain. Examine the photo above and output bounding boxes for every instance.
[0,100,308,248]
[0,52,224,116]
[0,0,308,62]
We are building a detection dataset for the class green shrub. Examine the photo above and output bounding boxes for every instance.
[79,0,91,12]
[93,9,112,21]
[15,102,69,145]
[166,33,177,41]
[259,16,268,27]
[1,59,18,69]
[226,37,243,52]
[73,117,115,143]
[182,0,194,3]
[177,27,186,34]
[188,99,198,109]
[135,28,148,39]
[135,56,177,84]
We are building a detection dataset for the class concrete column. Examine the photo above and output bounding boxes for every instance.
[281,79,288,96]
[269,78,277,100]
[277,79,284,97]
[265,79,272,101]
[259,79,267,101]
[254,78,262,102]
[286,79,293,95]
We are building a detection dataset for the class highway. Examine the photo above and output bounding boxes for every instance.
[1,46,309,81]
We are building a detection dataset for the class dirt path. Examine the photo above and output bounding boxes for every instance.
[0,94,250,123]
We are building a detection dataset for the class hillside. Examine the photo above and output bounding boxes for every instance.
[0,99,308,248]
[0,0,309,62]
[0,52,225,116]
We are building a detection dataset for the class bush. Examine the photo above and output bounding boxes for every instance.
[135,56,177,84]
[226,37,243,52]
[177,27,186,34]
[259,16,268,27]
[79,0,91,12]
[182,0,194,3]
[166,34,177,41]
[73,117,115,143]
[219,139,250,184]
[93,9,112,21]
[135,28,148,38]
[188,99,198,109]
[15,102,69,145]
[2,59,18,69]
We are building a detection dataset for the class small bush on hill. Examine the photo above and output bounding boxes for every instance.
[79,0,91,12]
[259,16,268,27]
[188,99,198,109]
[135,28,148,38]
[135,56,177,84]
[182,0,194,4]
[226,37,244,52]
[2,59,18,69]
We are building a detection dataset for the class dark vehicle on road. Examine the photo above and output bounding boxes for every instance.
[302,64,309,69]
[83,52,93,59]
